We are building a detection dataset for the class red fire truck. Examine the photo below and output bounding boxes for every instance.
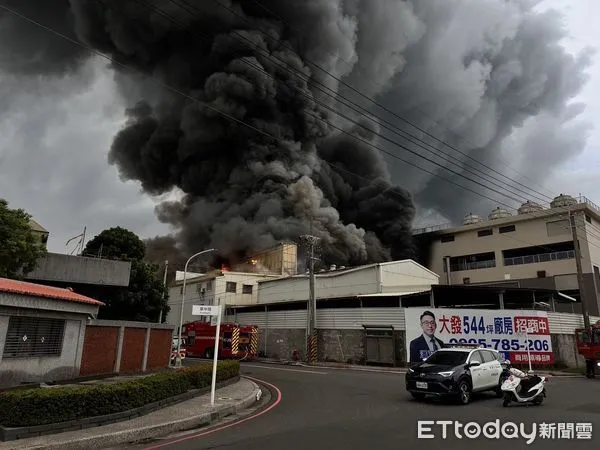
[575,320,600,378]
[182,321,259,360]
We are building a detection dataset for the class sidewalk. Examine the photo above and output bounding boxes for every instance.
[256,358,584,376]
[0,378,261,450]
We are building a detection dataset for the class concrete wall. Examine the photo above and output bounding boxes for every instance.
[25,253,132,287]
[0,309,86,388]
[258,327,586,368]
[79,320,175,377]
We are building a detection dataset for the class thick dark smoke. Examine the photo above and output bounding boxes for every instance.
[0,0,593,266]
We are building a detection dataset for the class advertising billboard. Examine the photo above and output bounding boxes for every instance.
[404,308,554,365]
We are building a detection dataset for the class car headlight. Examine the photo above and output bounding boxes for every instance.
[596,362,600,367]
[438,371,454,377]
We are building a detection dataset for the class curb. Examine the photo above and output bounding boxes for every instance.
[8,379,262,450]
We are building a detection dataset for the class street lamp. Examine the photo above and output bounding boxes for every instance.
[175,248,217,367]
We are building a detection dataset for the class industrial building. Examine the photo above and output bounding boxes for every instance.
[256,259,439,305]
[165,242,298,325]
[414,194,600,315]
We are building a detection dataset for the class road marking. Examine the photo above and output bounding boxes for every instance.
[143,376,282,449]
[242,364,328,375]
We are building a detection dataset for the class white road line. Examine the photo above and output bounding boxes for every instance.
[242,364,328,375]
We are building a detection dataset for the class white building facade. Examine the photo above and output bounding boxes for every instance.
[257,260,440,305]
[165,270,281,326]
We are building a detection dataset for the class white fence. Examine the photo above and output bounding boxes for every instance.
[226,308,599,335]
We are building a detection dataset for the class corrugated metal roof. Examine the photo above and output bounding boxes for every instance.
[0,277,104,306]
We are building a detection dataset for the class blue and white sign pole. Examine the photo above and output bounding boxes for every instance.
[192,303,222,406]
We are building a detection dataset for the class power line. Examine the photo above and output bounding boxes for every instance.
[165,0,552,206]
[115,0,543,209]
[5,2,600,272]
[246,0,559,200]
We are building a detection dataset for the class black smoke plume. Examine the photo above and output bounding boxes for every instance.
[0,0,593,267]
[70,0,416,266]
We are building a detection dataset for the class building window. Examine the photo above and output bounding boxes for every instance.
[440,235,455,243]
[206,280,213,291]
[3,316,65,359]
[477,229,493,237]
[463,277,470,284]
[499,225,516,233]
[226,281,237,293]
[242,284,253,294]
[444,251,496,272]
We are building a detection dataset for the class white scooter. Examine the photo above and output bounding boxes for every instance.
[501,370,547,407]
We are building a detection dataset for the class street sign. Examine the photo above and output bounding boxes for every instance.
[192,305,220,316]
[191,302,222,406]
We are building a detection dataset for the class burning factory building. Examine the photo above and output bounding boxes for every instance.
[167,242,298,325]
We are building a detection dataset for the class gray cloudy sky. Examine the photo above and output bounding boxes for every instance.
[1,0,599,255]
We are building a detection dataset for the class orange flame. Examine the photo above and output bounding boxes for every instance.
[221,264,231,272]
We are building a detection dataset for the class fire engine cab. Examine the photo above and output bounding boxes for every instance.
[182,321,259,360]
[575,320,600,378]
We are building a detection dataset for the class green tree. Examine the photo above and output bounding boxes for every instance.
[85,227,169,322]
[83,226,145,260]
[0,199,47,279]
[101,259,170,322]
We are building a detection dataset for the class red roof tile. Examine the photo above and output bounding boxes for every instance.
[0,278,104,306]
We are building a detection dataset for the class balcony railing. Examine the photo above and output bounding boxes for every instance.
[503,250,575,266]
[448,260,496,272]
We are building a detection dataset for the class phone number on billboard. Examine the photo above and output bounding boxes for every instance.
[447,338,550,351]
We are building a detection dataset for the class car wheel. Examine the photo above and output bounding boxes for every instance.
[411,392,426,401]
[457,380,471,405]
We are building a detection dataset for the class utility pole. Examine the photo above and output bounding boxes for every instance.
[158,260,168,323]
[570,210,591,328]
[300,223,320,364]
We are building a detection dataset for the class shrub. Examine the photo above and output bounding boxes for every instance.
[0,360,240,427]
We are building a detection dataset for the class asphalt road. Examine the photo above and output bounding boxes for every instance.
[137,363,600,450]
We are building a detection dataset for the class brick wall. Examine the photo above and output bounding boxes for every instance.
[80,326,119,377]
[79,321,175,377]
[147,329,172,370]
[120,328,146,373]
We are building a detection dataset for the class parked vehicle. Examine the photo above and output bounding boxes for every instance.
[501,367,547,406]
[405,346,505,405]
[182,321,259,359]
[575,321,600,378]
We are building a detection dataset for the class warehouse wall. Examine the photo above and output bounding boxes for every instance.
[227,308,598,368]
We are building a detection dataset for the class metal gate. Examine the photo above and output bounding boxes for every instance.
[363,325,395,366]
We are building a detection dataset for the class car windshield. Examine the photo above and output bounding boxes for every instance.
[425,351,469,366]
